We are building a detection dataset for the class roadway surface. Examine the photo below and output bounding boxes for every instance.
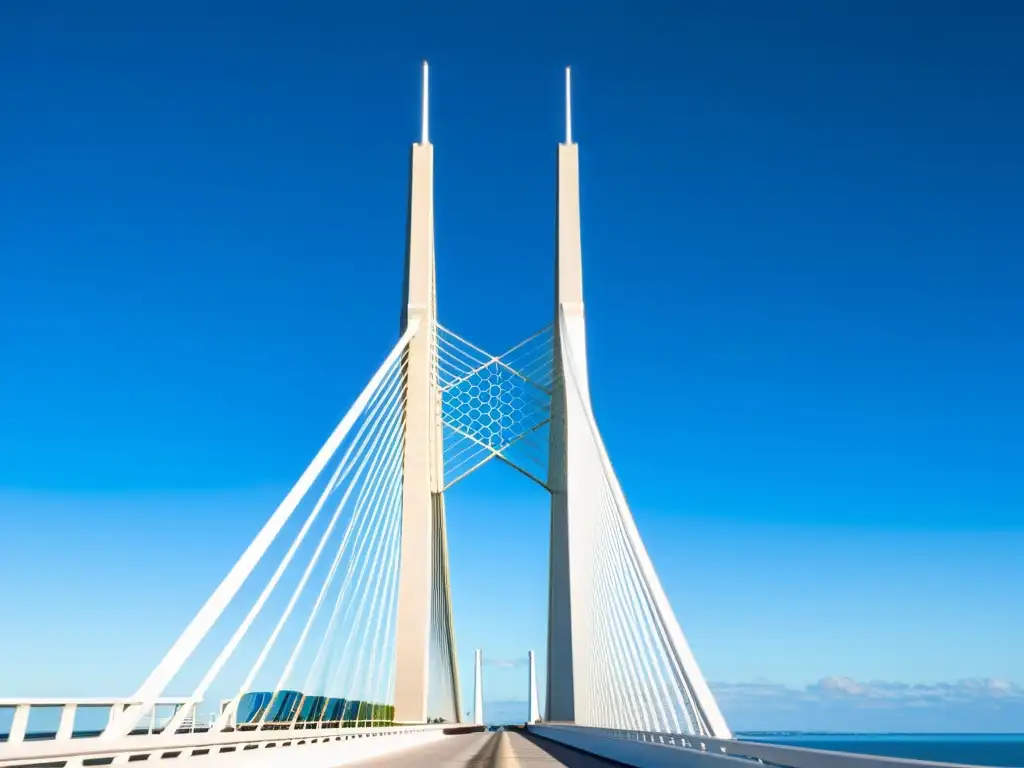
[350,728,618,766]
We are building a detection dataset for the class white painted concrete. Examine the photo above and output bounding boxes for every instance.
[393,60,459,725]
[0,725,448,768]
[528,726,989,768]
[472,649,484,726]
[528,650,540,723]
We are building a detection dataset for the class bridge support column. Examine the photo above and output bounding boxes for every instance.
[547,67,593,724]
[528,650,540,723]
[473,649,484,725]
[393,62,461,725]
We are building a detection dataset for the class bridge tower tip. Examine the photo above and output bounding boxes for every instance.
[564,66,572,145]
[421,60,430,145]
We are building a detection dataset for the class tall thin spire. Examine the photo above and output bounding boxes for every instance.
[548,62,586,723]
[528,649,540,722]
[421,60,430,145]
[473,649,484,725]
[564,66,572,145]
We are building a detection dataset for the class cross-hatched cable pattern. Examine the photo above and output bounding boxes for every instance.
[556,310,733,739]
[107,326,418,738]
[435,323,553,490]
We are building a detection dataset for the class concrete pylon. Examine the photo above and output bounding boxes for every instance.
[393,61,461,725]
[472,649,484,726]
[546,65,592,724]
[528,650,540,723]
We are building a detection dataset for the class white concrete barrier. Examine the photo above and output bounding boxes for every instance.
[527,725,987,768]
[0,723,450,768]
[528,725,752,768]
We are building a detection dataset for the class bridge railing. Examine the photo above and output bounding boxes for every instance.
[0,720,449,768]
[0,697,197,744]
[528,725,986,768]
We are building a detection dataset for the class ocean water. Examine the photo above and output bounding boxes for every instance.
[740,733,1024,767]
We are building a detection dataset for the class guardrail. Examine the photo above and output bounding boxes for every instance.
[528,725,987,768]
[0,719,450,767]
[0,697,197,744]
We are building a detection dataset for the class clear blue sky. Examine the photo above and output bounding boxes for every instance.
[1,1,1022,732]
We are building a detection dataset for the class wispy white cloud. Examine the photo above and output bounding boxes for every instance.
[714,676,1023,704]
[710,677,1024,732]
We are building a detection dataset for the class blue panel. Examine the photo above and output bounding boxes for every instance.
[266,690,303,723]
[342,699,361,722]
[324,698,346,722]
[237,691,273,724]
[298,695,328,722]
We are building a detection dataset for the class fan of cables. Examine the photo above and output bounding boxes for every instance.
[555,310,731,738]
[108,325,418,737]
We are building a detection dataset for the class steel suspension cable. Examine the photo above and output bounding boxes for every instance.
[271,381,408,704]
[106,324,418,739]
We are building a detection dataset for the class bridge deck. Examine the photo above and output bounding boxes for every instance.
[351,729,617,766]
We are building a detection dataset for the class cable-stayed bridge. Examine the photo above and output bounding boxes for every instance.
[0,65,980,768]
